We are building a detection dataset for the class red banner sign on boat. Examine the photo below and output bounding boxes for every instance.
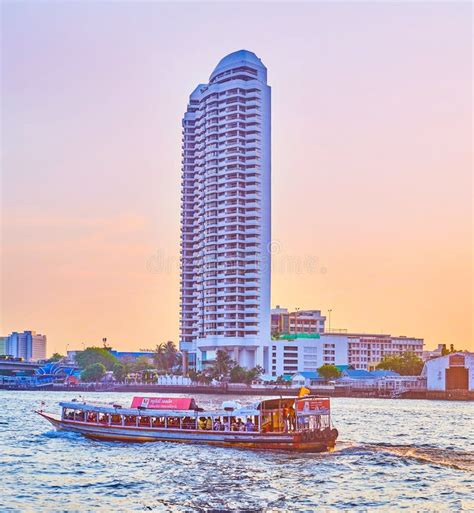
[130,397,195,410]
[296,398,330,415]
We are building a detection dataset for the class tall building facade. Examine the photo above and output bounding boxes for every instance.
[0,336,7,355]
[6,331,47,361]
[179,50,271,371]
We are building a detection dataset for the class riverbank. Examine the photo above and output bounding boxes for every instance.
[1,383,472,400]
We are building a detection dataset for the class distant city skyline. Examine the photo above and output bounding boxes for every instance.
[1,2,472,354]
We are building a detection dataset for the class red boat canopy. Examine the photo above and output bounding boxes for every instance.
[130,396,196,410]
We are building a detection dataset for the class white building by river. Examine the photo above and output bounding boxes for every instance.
[423,352,474,392]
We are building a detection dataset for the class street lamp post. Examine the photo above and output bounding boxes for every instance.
[328,309,332,333]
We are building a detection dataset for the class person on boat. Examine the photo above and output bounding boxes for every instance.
[289,406,296,431]
[198,417,207,430]
[206,417,212,430]
[261,418,272,433]
[223,418,231,431]
[282,406,289,431]
[245,418,254,432]
[213,418,221,431]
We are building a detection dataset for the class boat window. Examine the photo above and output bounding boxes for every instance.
[182,417,197,430]
[138,416,151,427]
[167,417,180,428]
[63,408,75,420]
[124,415,137,426]
[110,414,122,425]
[151,416,166,428]
[98,413,109,424]
[86,411,97,423]
[196,415,257,432]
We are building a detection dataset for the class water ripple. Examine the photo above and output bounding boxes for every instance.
[0,391,472,512]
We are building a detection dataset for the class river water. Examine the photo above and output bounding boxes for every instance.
[0,391,472,512]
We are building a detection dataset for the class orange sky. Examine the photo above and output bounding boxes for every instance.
[1,2,472,354]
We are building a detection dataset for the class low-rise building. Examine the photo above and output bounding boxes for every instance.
[270,334,348,377]
[109,351,155,362]
[422,352,474,392]
[67,350,156,364]
[271,306,326,336]
[321,333,424,370]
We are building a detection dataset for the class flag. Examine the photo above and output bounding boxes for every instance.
[298,386,311,398]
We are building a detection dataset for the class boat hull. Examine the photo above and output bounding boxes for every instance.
[36,411,336,452]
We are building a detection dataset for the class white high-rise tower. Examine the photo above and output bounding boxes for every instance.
[179,50,271,371]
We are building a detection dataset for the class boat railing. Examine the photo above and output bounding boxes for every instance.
[61,405,262,432]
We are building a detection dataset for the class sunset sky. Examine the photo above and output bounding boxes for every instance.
[1,2,472,355]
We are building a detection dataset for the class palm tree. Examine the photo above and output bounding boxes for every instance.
[154,341,179,372]
[209,350,235,380]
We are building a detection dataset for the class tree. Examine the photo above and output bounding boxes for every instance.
[81,363,106,382]
[441,344,466,356]
[75,347,118,371]
[47,353,64,362]
[275,375,285,385]
[133,356,153,372]
[376,352,424,376]
[317,364,342,380]
[113,362,127,381]
[188,370,212,385]
[230,365,247,383]
[118,356,135,374]
[209,350,235,380]
[244,365,264,385]
[154,341,179,373]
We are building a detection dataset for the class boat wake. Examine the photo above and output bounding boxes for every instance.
[335,441,474,472]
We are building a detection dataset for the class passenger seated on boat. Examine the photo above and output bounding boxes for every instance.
[139,416,149,427]
[261,419,272,433]
[223,418,231,431]
[245,418,254,432]
[213,419,221,431]
[111,414,121,425]
[182,417,194,430]
[87,412,97,423]
[126,415,136,426]
[169,417,180,428]
[206,417,212,430]
[233,418,243,431]
[198,417,207,430]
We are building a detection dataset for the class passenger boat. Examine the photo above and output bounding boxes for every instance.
[36,395,338,452]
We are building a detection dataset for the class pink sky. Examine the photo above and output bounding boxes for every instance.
[1,2,472,354]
